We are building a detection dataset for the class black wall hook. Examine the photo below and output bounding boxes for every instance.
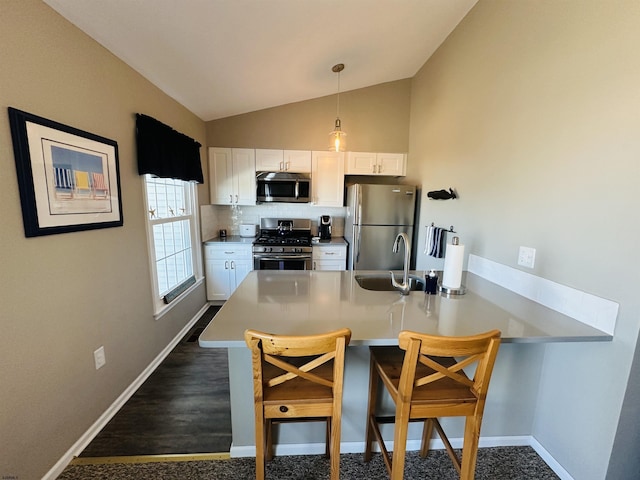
[427,188,457,200]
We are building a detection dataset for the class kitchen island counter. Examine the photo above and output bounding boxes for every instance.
[199,270,610,348]
[198,270,611,459]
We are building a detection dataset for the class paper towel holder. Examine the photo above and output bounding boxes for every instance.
[438,235,467,296]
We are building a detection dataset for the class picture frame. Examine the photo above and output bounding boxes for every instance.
[8,107,123,237]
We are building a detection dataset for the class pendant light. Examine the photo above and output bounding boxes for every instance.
[329,63,346,152]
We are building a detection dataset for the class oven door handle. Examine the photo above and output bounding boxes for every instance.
[254,254,310,260]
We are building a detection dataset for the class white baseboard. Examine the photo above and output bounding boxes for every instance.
[231,435,573,480]
[43,303,211,480]
[530,437,574,480]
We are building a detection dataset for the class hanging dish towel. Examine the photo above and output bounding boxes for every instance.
[424,225,434,254]
[424,226,446,258]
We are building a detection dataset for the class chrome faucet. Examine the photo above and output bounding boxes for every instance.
[390,232,411,295]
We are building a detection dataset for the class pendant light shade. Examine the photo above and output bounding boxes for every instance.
[329,63,346,152]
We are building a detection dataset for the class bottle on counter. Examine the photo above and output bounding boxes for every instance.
[425,269,438,294]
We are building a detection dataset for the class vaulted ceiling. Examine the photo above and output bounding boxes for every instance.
[43,0,478,121]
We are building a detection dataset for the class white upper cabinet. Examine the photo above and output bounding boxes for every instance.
[345,152,406,176]
[311,151,344,207]
[284,150,312,172]
[209,147,256,205]
[256,149,311,173]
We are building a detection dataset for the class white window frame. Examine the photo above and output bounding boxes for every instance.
[142,174,203,317]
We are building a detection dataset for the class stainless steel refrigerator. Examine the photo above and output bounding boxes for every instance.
[344,183,416,270]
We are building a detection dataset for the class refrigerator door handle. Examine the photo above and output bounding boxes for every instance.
[355,186,362,225]
[355,225,361,264]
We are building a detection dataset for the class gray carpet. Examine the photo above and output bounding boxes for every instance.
[58,447,559,479]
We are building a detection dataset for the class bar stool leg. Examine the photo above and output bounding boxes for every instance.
[364,354,379,462]
[460,415,481,480]
[420,418,434,458]
[255,415,266,480]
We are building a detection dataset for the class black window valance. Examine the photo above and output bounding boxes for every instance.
[135,113,204,183]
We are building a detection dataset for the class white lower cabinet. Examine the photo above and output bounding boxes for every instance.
[205,244,253,301]
[312,243,347,271]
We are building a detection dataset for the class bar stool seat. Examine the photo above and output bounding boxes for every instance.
[245,328,352,480]
[364,329,501,479]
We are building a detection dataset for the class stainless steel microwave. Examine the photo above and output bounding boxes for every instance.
[256,171,311,203]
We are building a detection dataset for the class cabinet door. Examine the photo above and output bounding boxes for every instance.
[313,244,346,270]
[345,152,377,175]
[283,150,312,173]
[231,259,252,289]
[377,153,406,176]
[255,149,284,171]
[232,148,256,205]
[205,258,232,301]
[209,147,234,205]
[311,151,345,207]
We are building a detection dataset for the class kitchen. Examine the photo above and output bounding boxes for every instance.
[2,2,639,480]
[202,149,418,303]
[198,5,639,479]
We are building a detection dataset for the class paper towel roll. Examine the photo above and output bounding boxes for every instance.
[442,241,464,289]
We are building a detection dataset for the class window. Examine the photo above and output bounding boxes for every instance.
[143,175,201,314]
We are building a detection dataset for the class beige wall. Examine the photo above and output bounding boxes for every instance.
[3,0,639,478]
[0,1,208,478]
[408,1,640,479]
[206,79,412,152]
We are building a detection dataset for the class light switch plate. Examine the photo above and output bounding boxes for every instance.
[94,346,106,370]
[518,246,536,268]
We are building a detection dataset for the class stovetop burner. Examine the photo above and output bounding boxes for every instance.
[255,234,311,246]
[253,218,312,251]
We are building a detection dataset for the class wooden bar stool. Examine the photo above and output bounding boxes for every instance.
[244,328,352,480]
[364,329,501,479]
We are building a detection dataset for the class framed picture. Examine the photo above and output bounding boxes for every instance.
[8,107,123,237]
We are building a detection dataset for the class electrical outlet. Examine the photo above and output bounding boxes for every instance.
[518,246,536,268]
[94,346,106,370]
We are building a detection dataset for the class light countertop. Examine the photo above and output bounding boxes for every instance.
[203,235,256,245]
[199,270,611,347]
[312,237,348,246]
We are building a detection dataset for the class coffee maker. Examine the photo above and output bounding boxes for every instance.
[319,215,332,240]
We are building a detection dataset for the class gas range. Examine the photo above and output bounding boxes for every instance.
[252,218,312,260]
[252,218,312,270]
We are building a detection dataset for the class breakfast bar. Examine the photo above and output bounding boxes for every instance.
[199,270,611,457]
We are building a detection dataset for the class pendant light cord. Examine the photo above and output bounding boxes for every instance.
[336,70,341,119]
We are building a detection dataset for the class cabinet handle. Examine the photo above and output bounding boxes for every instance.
[286,161,290,171]
[280,161,284,171]
[313,261,317,270]
[235,194,238,203]
[372,165,376,174]
[378,165,382,173]
[325,252,335,255]
[225,260,229,269]
[231,261,236,269]
[229,194,233,203]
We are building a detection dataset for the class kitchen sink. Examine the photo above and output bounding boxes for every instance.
[355,274,425,292]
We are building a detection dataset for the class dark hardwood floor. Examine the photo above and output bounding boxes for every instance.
[80,306,231,457]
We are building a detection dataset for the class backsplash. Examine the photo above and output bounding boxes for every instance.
[468,254,618,335]
[201,204,347,241]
